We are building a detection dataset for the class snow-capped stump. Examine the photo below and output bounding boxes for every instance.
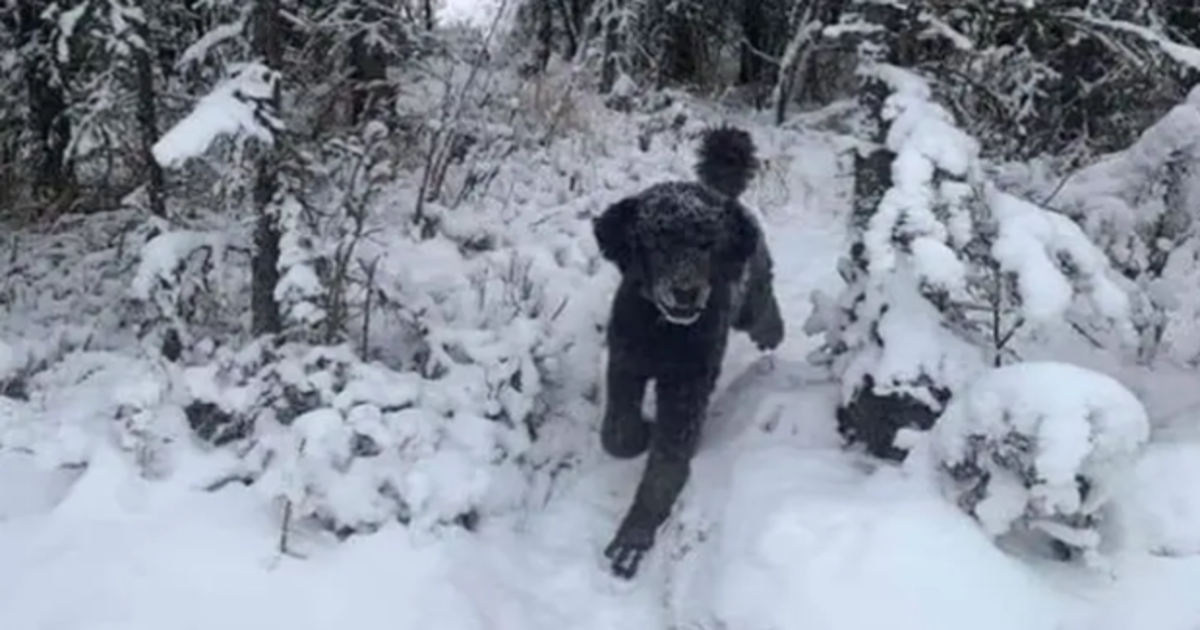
[930,361,1150,566]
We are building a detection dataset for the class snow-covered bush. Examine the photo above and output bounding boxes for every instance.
[0,210,169,374]
[1050,85,1200,364]
[181,341,533,536]
[0,346,183,477]
[127,221,250,359]
[269,120,401,345]
[926,361,1150,567]
[807,64,1134,462]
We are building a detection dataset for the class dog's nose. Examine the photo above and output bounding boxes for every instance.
[671,286,701,306]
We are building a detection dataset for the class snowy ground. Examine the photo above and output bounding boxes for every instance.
[6,99,1200,630]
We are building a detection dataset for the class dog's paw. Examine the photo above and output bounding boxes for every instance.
[604,521,657,579]
[752,353,777,375]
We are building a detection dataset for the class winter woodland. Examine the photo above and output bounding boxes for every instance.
[4,1,1200,629]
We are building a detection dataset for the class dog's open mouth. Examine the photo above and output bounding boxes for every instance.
[657,302,702,325]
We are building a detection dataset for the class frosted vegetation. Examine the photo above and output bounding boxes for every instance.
[5,1,1200,629]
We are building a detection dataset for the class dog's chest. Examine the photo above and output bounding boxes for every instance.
[609,296,731,371]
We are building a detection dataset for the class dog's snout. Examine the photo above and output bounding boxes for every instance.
[671,286,701,306]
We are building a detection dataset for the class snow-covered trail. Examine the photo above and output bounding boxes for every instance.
[437,182,854,630]
[449,161,1054,630]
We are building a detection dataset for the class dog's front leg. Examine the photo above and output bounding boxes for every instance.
[734,249,784,351]
[605,370,711,579]
[600,348,651,459]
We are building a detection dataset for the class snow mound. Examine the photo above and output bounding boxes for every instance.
[0,350,179,472]
[929,361,1150,564]
[1119,442,1200,557]
[669,447,1065,630]
[0,473,471,630]
[0,451,81,521]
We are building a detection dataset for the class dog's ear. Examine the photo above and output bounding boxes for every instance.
[722,203,761,266]
[593,196,640,270]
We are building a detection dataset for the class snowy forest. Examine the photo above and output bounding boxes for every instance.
[4,0,1200,628]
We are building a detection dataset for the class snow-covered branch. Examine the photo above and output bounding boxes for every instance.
[152,62,283,169]
[863,63,1130,331]
[1065,10,1200,71]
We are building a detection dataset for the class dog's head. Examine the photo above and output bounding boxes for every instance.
[593,185,760,325]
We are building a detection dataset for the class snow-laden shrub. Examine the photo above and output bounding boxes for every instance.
[0,348,182,477]
[1051,85,1200,363]
[0,214,188,471]
[807,64,1134,462]
[46,208,594,538]
[0,209,189,382]
[181,341,532,536]
[127,220,250,358]
[168,223,601,535]
[927,361,1150,567]
[269,120,399,344]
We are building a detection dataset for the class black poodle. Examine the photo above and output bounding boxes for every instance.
[592,125,785,578]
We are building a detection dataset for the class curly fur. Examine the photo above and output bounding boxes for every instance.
[592,125,784,579]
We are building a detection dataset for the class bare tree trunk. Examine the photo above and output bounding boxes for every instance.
[772,0,831,125]
[551,0,580,58]
[533,0,554,73]
[250,0,284,336]
[659,14,699,87]
[349,6,390,125]
[739,0,767,86]
[132,2,165,217]
[849,6,895,241]
[835,2,943,463]
[18,1,73,204]
[423,0,435,30]
[599,0,622,93]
